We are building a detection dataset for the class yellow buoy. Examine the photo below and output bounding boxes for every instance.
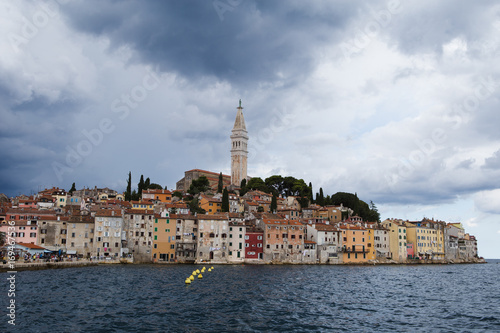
[190,275,195,281]
[196,269,200,274]
[198,274,203,279]
[211,266,214,269]
[185,278,191,284]
[208,268,212,272]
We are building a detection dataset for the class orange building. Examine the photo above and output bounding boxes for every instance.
[199,195,222,215]
[142,189,172,203]
[340,225,370,263]
[261,217,305,263]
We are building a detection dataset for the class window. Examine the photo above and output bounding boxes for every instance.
[245,243,249,247]
[257,236,262,240]
[245,235,249,240]
[71,233,75,238]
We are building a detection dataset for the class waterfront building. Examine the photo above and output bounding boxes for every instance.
[196,214,229,263]
[340,224,370,263]
[66,215,95,258]
[445,224,461,260]
[174,214,198,263]
[381,219,408,262]
[0,219,39,245]
[369,223,390,259]
[306,224,342,264]
[152,209,176,262]
[95,209,124,258]
[406,220,444,260]
[37,215,69,253]
[228,222,246,262]
[123,209,154,262]
[244,225,264,261]
[259,217,305,263]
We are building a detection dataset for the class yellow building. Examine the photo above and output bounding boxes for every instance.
[130,201,154,210]
[381,219,407,262]
[366,227,376,260]
[406,220,445,260]
[152,210,176,262]
[340,225,370,263]
[199,194,222,215]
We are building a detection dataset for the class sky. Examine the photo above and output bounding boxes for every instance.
[0,0,499,258]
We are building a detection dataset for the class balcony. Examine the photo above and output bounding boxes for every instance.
[342,246,368,253]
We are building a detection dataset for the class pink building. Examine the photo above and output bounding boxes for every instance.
[0,219,39,245]
[407,243,414,259]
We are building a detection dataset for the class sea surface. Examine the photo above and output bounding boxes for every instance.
[1,260,500,332]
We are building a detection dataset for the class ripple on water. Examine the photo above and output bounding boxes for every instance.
[2,263,500,332]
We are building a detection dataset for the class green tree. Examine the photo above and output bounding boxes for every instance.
[245,177,268,192]
[271,193,277,213]
[173,191,183,199]
[265,175,284,195]
[125,172,132,201]
[221,188,229,212]
[138,175,145,196]
[240,178,247,196]
[217,172,223,193]
[316,188,325,206]
[131,189,139,201]
[69,183,76,195]
[188,176,210,195]
[188,197,206,214]
[257,206,264,212]
[144,177,151,189]
[148,183,163,190]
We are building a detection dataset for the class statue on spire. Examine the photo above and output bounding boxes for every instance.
[239,99,242,108]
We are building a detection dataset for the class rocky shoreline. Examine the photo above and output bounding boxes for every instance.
[0,257,486,272]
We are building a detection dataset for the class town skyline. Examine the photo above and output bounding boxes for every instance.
[1,1,499,258]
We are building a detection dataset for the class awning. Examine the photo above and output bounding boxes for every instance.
[66,250,77,255]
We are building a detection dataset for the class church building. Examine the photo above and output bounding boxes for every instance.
[176,100,248,191]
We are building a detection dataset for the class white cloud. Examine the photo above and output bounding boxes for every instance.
[474,190,500,215]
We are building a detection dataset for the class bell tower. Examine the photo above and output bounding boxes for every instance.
[231,99,248,186]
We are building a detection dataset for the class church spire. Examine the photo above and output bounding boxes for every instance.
[233,99,247,131]
[230,100,248,186]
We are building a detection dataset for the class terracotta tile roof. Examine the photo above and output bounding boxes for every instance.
[124,209,154,215]
[17,242,46,249]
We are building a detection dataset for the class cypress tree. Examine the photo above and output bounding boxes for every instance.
[222,188,229,212]
[217,172,223,193]
[271,193,277,213]
[125,172,132,201]
[138,175,145,197]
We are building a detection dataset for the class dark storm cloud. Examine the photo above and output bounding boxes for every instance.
[60,0,362,86]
